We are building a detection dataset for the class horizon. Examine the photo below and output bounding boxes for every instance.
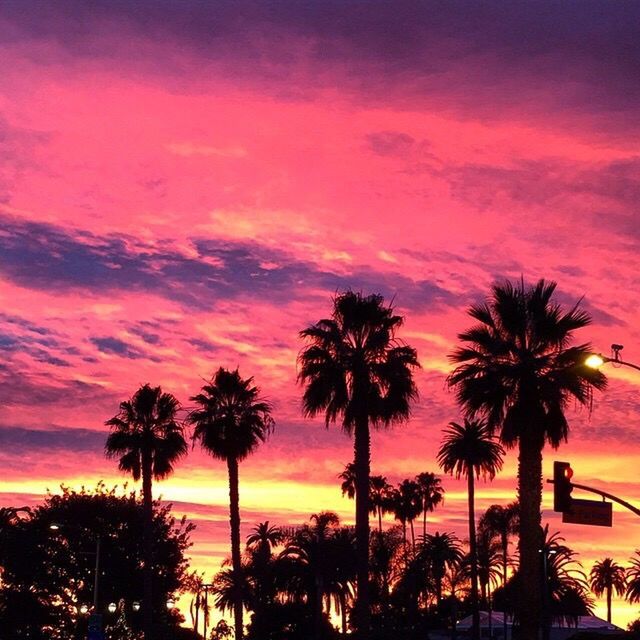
[1,0,639,629]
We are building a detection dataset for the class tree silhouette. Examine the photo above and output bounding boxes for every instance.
[438,418,504,640]
[105,384,187,640]
[370,475,394,533]
[626,552,640,605]
[589,557,626,624]
[298,290,419,636]
[391,480,422,552]
[419,532,463,610]
[448,279,606,640]
[189,368,274,640]
[415,472,444,539]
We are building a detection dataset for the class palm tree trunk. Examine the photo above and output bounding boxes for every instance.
[423,506,427,541]
[227,456,244,640]
[607,585,611,623]
[353,415,371,638]
[340,590,348,636]
[142,452,154,640]
[468,472,480,640]
[314,576,323,640]
[410,518,416,550]
[502,532,508,640]
[378,506,383,533]
[517,431,544,640]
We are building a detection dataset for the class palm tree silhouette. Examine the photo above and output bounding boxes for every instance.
[391,480,422,552]
[189,368,274,640]
[479,502,519,639]
[105,383,187,640]
[419,531,463,609]
[437,419,504,640]
[589,557,626,623]
[339,463,357,500]
[626,552,640,605]
[298,290,419,635]
[448,279,606,640]
[415,472,444,540]
[370,475,393,533]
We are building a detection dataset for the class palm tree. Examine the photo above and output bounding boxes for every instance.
[391,480,422,551]
[339,463,357,499]
[370,475,393,533]
[479,502,519,640]
[589,558,626,623]
[448,279,606,640]
[437,418,504,640]
[189,368,274,640]
[627,552,640,606]
[298,290,419,635]
[415,472,444,539]
[419,531,463,608]
[105,383,187,640]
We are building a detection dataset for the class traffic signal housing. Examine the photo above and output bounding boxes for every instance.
[553,461,574,512]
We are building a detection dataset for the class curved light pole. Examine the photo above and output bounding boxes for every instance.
[586,344,640,373]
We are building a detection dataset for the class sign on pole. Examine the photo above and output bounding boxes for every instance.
[562,498,613,527]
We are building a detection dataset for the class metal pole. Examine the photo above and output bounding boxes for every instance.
[93,535,101,610]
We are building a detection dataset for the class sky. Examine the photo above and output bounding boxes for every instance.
[1,0,640,628]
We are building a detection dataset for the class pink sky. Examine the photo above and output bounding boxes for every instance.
[1,0,640,627]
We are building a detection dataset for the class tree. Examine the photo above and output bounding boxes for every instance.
[448,279,606,640]
[415,472,444,539]
[339,463,357,500]
[589,557,626,624]
[479,502,518,640]
[437,419,504,640]
[298,290,419,636]
[105,384,187,640]
[0,484,193,639]
[370,475,394,533]
[189,368,274,640]
[625,551,640,604]
[391,480,422,551]
[419,532,464,609]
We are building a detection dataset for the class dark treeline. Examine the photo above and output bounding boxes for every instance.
[3,279,640,640]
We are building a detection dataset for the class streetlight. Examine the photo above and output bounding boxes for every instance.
[586,344,640,373]
[166,598,176,610]
[108,602,117,614]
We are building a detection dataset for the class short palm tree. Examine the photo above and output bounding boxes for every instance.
[589,558,626,623]
[370,475,393,533]
[105,383,187,640]
[448,279,606,640]
[415,472,444,539]
[298,290,419,634]
[391,480,422,551]
[419,531,463,608]
[189,368,274,640]
[437,419,504,640]
[626,552,640,604]
[339,463,357,500]
[479,502,519,639]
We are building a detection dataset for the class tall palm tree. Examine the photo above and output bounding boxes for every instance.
[189,368,274,640]
[370,475,393,533]
[415,472,444,539]
[437,419,504,640]
[392,480,422,551]
[479,502,519,640]
[448,279,606,640]
[105,383,187,640]
[298,290,419,635]
[589,558,626,623]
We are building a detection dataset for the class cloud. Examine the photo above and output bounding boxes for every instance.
[90,336,144,359]
[0,425,105,453]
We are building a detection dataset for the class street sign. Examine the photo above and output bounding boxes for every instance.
[562,498,612,527]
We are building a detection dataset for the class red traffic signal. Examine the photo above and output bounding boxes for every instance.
[553,461,574,513]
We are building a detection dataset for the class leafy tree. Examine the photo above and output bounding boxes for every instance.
[437,419,504,640]
[105,383,187,640]
[589,557,626,623]
[299,291,419,636]
[415,472,444,539]
[189,368,274,640]
[448,279,606,640]
[0,484,193,640]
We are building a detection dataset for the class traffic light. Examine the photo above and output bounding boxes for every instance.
[553,461,574,512]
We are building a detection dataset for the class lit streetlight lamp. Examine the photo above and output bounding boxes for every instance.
[585,344,640,373]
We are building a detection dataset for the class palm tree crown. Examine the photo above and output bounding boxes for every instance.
[626,552,640,604]
[105,383,187,480]
[415,472,444,538]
